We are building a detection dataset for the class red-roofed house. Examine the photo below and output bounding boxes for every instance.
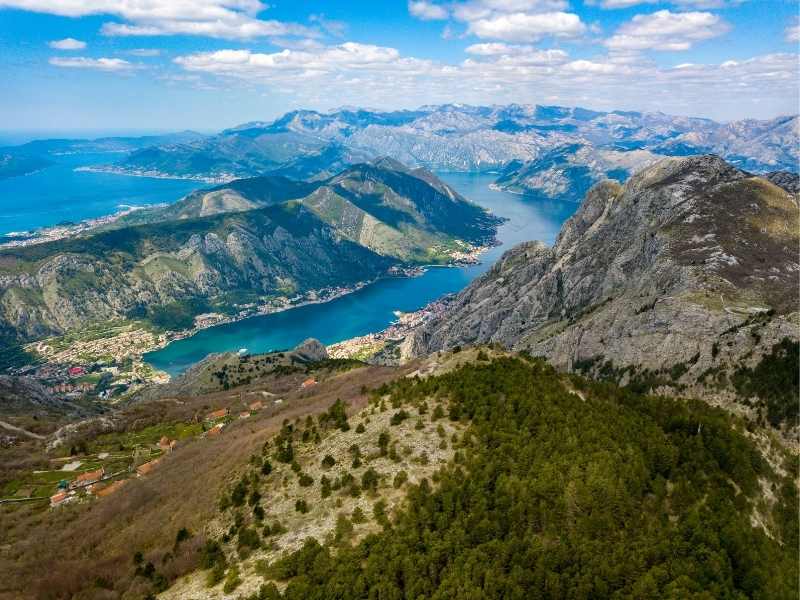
[158,436,176,452]
[248,400,264,411]
[136,458,161,477]
[69,467,105,489]
[300,377,317,389]
[50,491,70,507]
[68,366,85,377]
[206,408,228,421]
[206,423,224,437]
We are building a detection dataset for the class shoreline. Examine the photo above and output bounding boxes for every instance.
[144,245,492,375]
[0,204,164,249]
[20,244,491,393]
[77,165,236,184]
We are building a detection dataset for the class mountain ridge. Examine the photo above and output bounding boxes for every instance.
[395,155,799,428]
[113,104,799,184]
[0,161,499,342]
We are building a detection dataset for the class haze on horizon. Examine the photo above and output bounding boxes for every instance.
[0,0,798,133]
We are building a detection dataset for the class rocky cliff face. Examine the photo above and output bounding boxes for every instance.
[407,155,799,412]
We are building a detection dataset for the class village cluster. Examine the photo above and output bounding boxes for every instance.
[46,396,283,509]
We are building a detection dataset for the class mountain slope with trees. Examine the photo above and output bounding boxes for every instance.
[0,160,499,342]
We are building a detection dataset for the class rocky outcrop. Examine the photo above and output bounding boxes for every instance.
[293,338,328,363]
[765,170,799,195]
[407,155,799,405]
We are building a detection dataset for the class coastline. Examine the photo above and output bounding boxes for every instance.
[77,165,236,184]
[20,242,490,394]
[143,244,492,374]
[0,204,164,249]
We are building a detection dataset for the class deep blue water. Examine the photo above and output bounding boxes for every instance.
[0,153,202,235]
[145,173,577,375]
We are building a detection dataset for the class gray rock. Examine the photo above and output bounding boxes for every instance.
[293,338,328,362]
[408,155,799,401]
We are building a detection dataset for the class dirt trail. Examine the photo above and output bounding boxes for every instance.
[0,420,46,440]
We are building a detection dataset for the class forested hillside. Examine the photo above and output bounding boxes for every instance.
[250,356,796,599]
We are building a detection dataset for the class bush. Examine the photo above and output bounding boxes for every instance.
[223,565,241,593]
[351,506,366,523]
[321,475,332,498]
[295,499,309,514]
[355,423,366,434]
[393,471,408,489]
[373,499,389,528]
[174,527,191,546]
[237,527,261,559]
[199,539,225,570]
[321,455,336,468]
[333,514,354,546]
[321,399,350,431]
[378,432,390,456]
[390,410,409,426]
[231,480,247,507]
[261,460,273,476]
[298,473,314,487]
[361,468,380,493]
[206,562,225,587]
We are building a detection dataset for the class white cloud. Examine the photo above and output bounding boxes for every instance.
[49,56,136,71]
[786,19,800,43]
[467,11,586,42]
[452,0,568,22]
[0,0,315,40]
[593,0,744,7]
[605,10,729,51]
[465,42,526,55]
[171,36,796,121]
[465,44,569,65]
[309,14,347,38]
[48,37,86,50]
[174,43,420,79]
[408,1,448,20]
[408,0,585,43]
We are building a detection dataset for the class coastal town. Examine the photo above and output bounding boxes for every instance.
[8,226,487,405]
[10,270,426,401]
[77,164,237,184]
[0,204,154,249]
[327,294,456,362]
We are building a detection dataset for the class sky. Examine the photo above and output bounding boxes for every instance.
[0,0,798,133]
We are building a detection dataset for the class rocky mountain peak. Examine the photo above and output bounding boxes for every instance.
[404,155,799,415]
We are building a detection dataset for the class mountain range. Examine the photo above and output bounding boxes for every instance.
[0,160,499,342]
[108,105,798,189]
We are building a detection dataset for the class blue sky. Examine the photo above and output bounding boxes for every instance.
[0,0,797,133]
